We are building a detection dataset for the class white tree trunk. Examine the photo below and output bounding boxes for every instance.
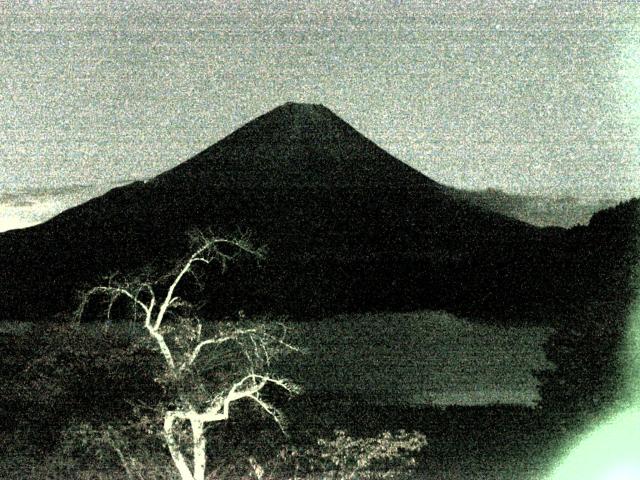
[164,412,196,480]
[191,418,207,480]
[163,411,209,480]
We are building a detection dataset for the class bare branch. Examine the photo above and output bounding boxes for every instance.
[193,373,297,425]
[75,230,296,480]
[182,328,260,370]
[154,234,260,331]
[76,285,152,322]
[246,393,286,432]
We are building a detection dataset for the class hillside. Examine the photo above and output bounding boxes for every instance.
[0,103,636,326]
[443,187,620,228]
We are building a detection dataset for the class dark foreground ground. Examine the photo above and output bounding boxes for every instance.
[0,321,573,479]
[283,396,566,480]
[0,394,572,479]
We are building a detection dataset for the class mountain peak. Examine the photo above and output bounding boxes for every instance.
[154,101,440,190]
[261,101,336,126]
[280,101,328,110]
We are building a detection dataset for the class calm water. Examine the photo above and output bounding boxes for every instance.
[278,310,554,407]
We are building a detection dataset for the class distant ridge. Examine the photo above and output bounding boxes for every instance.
[0,103,637,326]
[443,186,623,228]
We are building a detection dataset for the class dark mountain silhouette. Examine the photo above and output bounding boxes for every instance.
[0,103,637,328]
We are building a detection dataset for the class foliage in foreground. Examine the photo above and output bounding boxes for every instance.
[313,429,428,479]
[46,422,427,480]
[2,229,429,480]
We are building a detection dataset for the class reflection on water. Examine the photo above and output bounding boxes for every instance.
[427,389,537,407]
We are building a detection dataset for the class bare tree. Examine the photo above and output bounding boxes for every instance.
[77,230,301,480]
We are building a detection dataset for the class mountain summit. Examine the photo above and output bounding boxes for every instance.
[1,103,631,323]
[150,102,441,190]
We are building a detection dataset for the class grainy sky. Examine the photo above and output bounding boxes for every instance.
[1,0,639,199]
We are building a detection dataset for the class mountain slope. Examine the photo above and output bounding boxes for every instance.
[0,103,634,325]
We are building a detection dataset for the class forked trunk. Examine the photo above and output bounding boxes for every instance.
[164,412,208,480]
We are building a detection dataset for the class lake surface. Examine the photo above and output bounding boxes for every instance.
[278,310,554,406]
